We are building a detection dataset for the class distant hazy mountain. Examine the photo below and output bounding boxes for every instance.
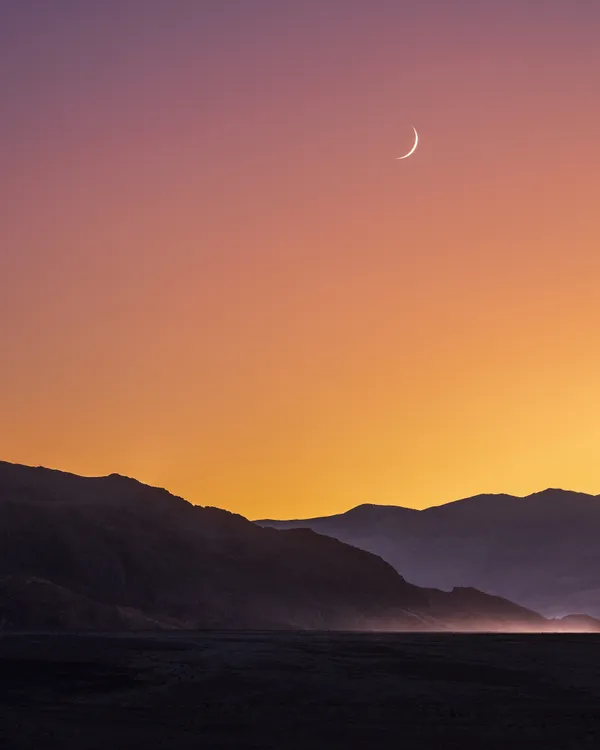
[0,461,569,632]
[257,489,600,618]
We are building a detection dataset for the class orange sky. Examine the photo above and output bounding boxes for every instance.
[1,2,600,519]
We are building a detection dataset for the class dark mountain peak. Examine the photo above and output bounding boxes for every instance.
[342,503,417,518]
[256,503,417,528]
[105,472,140,484]
[0,460,192,513]
[422,488,600,520]
[526,487,597,501]
[262,488,600,530]
[0,461,431,629]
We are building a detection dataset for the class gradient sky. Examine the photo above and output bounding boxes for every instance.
[2,1,600,519]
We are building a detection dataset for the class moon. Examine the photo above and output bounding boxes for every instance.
[396,127,419,160]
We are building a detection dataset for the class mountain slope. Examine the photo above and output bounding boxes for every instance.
[0,461,434,630]
[257,489,600,618]
[0,575,183,630]
[0,461,563,631]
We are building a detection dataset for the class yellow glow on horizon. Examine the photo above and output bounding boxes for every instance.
[1,4,599,519]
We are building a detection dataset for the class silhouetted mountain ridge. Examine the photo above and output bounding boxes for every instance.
[0,463,580,630]
[257,488,600,618]
[0,460,550,632]
[3,461,598,631]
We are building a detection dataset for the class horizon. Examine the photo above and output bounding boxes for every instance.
[2,458,599,522]
[2,2,600,519]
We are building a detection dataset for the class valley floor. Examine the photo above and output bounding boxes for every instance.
[1,631,599,749]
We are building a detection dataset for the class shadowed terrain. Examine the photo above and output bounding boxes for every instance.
[1,632,600,749]
[0,461,561,631]
[258,489,600,618]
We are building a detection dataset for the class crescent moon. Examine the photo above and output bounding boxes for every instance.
[396,127,419,160]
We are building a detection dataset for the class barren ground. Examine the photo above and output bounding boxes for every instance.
[1,632,599,748]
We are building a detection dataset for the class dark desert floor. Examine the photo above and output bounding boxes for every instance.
[1,632,600,749]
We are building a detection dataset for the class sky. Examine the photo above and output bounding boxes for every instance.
[1,1,600,519]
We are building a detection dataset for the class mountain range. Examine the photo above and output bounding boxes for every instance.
[257,489,600,619]
[0,461,596,631]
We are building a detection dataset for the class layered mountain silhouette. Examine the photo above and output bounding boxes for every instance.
[258,489,600,619]
[0,461,595,631]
